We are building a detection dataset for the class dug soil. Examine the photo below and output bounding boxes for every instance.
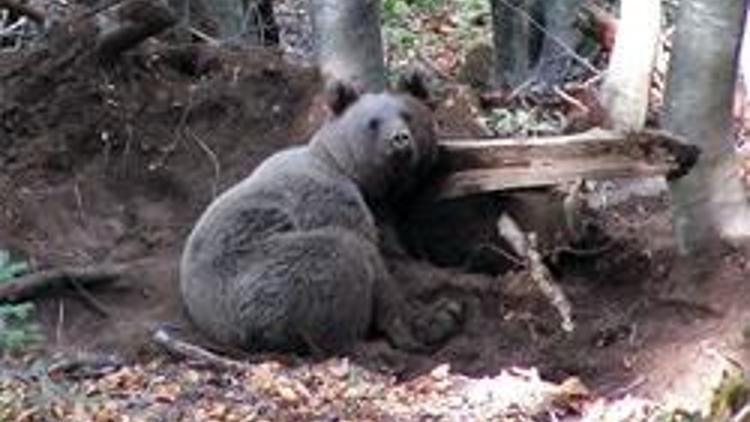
[2,33,750,409]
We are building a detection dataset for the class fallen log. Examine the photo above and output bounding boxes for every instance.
[432,128,699,199]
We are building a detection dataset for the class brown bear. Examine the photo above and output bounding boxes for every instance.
[180,75,464,355]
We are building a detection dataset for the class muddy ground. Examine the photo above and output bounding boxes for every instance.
[2,24,750,414]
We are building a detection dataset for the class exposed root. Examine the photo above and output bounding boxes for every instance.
[0,264,129,304]
[561,178,588,242]
[47,352,124,381]
[498,214,575,332]
[67,278,112,318]
[186,129,221,199]
[527,233,575,332]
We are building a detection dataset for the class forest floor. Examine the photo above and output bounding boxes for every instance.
[2,1,750,421]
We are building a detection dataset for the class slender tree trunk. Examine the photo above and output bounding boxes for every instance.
[594,0,666,214]
[489,0,533,88]
[600,0,661,131]
[200,0,243,39]
[310,0,386,92]
[662,0,750,255]
[192,0,279,46]
[532,0,584,86]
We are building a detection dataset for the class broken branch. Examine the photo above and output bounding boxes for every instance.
[153,328,249,371]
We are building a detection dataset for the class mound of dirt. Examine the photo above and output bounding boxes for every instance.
[0,32,322,357]
[2,31,750,410]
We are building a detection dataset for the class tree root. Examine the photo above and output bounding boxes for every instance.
[0,264,129,304]
[498,214,575,332]
[47,352,124,380]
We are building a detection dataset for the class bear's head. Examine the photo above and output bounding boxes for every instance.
[310,72,438,203]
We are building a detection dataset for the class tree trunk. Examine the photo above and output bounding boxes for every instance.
[192,0,279,46]
[662,0,750,255]
[204,0,242,39]
[489,0,533,88]
[310,0,386,92]
[251,0,280,46]
[600,0,661,131]
[532,0,584,86]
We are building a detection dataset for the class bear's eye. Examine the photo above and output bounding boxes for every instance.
[400,111,412,124]
[368,117,381,132]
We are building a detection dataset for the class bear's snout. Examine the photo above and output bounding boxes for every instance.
[390,130,413,151]
[387,129,415,166]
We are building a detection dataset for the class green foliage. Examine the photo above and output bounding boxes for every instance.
[382,0,409,23]
[382,0,490,73]
[650,365,750,421]
[482,107,563,137]
[452,0,489,42]
[0,250,27,281]
[382,0,440,50]
[386,26,418,50]
[708,367,750,421]
[652,411,703,422]
[0,251,43,353]
[383,0,444,23]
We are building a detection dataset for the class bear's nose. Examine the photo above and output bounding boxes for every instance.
[391,130,412,150]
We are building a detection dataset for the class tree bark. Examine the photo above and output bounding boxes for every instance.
[310,0,386,92]
[532,0,584,86]
[431,129,699,199]
[600,0,661,131]
[489,0,533,88]
[662,0,750,254]
[193,0,278,46]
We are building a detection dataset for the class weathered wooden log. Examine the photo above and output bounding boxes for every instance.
[432,128,699,199]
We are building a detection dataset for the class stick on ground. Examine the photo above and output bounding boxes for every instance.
[152,328,249,371]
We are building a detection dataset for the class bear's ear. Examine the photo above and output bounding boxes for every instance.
[325,79,361,116]
[396,68,432,104]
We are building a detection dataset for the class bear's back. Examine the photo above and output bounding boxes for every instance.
[181,146,378,284]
